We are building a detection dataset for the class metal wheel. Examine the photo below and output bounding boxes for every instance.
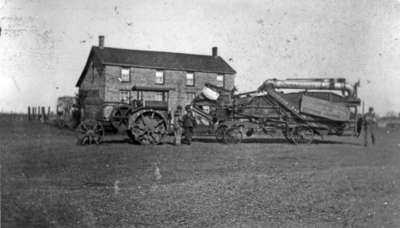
[284,126,314,144]
[129,111,167,145]
[223,127,243,144]
[215,125,227,142]
[283,126,296,144]
[57,119,66,128]
[110,105,132,132]
[296,127,314,144]
[76,119,104,145]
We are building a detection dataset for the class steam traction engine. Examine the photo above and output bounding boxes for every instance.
[191,78,361,144]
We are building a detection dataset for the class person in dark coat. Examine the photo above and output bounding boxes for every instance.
[356,113,363,137]
[182,105,196,145]
[363,107,377,146]
[173,105,183,145]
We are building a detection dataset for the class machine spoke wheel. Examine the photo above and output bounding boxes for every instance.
[223,127,243,144]
[215,125,227,142]
[76,119,104,145]
[57,119,66,128]
[284,126,314,144]
[296,127,314,144]
[284,126,296,144]
[110,105,132,132]
[130,111,166,145]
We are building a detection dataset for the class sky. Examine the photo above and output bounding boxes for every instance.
[0,0,400,115]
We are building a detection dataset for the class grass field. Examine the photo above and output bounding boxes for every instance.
[1,115,400,227]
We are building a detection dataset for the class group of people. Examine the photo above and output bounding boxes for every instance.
[172,105,197,145]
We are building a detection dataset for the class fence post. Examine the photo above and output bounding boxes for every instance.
[47,106,51,119]
[28,106,31,120]
[41,106,46,122]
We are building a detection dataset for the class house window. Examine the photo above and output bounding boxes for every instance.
[155,71,164,84]
[217,74,224,87]
[119,90,130,104]
[120,68,130,82]
[186,72,194,86]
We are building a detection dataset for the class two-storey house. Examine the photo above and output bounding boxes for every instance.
[76,36,236,119]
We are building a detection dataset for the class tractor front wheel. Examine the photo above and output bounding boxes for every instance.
[76,119,104,145]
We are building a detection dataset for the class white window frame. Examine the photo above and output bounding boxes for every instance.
[120,68,130,82]
[216,74,224,88]
[155,70,164,84]
[186,72,194,86]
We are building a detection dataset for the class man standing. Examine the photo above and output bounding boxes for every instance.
[173,105,183,145]
[182,105,196,145]
[363,107,377,146]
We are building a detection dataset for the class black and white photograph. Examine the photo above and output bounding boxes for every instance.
[1,0,400,227]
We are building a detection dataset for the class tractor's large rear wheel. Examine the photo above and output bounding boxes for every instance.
[129,111,167,145]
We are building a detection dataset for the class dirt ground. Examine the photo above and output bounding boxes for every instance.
[1,116,400,227]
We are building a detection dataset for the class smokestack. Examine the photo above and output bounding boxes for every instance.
[212,47,218,57]
[99,35,104,49]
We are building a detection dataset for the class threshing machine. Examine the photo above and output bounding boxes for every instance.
[191,78,361,144]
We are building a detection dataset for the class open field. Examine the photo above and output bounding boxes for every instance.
[1,116,400,227]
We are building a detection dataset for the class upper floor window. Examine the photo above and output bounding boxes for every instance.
[216,74,224,87]
[120,68,130,82]
[155,71,164,84]
[186,72,194,86]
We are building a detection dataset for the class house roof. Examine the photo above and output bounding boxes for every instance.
[76,46,236,87]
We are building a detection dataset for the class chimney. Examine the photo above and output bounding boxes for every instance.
[99,35,105,49]
[212,47,218,57]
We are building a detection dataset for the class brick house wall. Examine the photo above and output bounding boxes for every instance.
[104,65,235,111]
[79,61,105,99]
[78,58,106,119]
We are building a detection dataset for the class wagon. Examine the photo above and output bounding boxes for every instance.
[191,78,361,144]
[56,96,79,129]
[76,87,172,145]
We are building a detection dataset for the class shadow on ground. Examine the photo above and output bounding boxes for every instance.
[101,138,133,144]
[99,136,362,146]
[193,137,362,146]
